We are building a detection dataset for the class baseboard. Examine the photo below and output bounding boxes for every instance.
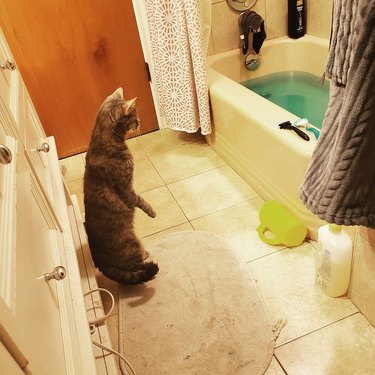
[68,196,120,375]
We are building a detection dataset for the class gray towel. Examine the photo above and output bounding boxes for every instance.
[239,10,266,55]
[299,0,375,228]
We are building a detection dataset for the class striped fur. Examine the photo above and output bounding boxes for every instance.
[84,88,159,284]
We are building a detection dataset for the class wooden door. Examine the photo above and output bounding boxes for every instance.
[0,0,158,158]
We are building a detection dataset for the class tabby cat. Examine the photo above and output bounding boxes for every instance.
[84,87,159,284]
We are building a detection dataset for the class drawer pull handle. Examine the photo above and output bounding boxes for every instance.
[0,59,16,71]
[37,142,50,153]
[0,144,12,164]
[44,266,67,281]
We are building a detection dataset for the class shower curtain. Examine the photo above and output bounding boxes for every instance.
[145,0,211,135]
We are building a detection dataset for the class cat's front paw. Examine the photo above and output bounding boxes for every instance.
[143,250,150,260]
[141,200,156,218]
[147,208,157,218]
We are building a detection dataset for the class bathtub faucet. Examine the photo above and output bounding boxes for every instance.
[239,10,266,70]
[239,10,266,55]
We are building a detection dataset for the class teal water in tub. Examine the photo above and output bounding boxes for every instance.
[241,71,329,128]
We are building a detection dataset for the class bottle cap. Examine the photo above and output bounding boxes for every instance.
[329,224,342,233]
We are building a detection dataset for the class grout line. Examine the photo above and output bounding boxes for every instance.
[273,354,288,375]
[141,134,228,185]
[274,311,360,350]
[164,183,190,222]
[188,195,261,224]
[244,246,287,263]
[162,163,228,186]
[134,129,207,158]
[143,150,167,186]
[137,148,188,222]
[244,239,318,264]
[245,243,299,263]
[141,222,194,240]
[143,139,208,158]
[187,199,254,223]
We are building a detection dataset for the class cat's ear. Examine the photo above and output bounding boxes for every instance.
[108,87,124,101]
[124,97,137,114]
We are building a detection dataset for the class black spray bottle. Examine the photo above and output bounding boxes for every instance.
[288,0,306,39]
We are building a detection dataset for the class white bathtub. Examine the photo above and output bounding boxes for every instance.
[206,35,329,239]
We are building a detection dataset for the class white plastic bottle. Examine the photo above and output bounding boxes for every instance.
[315,224,353,297]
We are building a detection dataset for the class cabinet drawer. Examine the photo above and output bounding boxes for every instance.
[24,98,54,202]
[0,28,23,141]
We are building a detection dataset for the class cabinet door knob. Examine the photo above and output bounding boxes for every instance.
[44,266,67,281]
[0,144,12,164]
[37,142,50,153]
[0,59,16,71]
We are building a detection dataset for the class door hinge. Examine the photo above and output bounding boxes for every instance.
[145,62,152,82]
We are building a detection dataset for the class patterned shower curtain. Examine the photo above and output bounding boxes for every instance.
[145,0,211,135]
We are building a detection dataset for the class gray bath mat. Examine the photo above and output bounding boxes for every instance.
[119,231,275,374]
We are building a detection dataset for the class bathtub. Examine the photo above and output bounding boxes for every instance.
[206,35,329,239]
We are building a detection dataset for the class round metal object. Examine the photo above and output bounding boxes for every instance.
[44,266,67,281]
[227,0,257,12]
[0,59,16,71]
[37,142,50,153]
[0,144,12,164]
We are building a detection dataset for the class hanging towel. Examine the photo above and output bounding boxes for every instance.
[239,11,266,55]
[299,0,375,228]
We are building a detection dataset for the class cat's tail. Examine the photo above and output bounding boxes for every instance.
[99,262,159,285]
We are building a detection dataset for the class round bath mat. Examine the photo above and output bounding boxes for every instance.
[119,231,274,375]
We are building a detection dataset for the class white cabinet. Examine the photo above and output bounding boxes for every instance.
[0,27,96,374]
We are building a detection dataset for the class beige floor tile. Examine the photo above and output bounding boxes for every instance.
[96,272,119,319]
[105,313,119,354]
[143,223,194,243]
[149,143,226,184]
[275,313,375,375]
[137,128,205,156]
[168,165,258,220]
[308,239,318,249]
[134,186,188,238]
[66,177,84,195]
[247,243,358,346]
[133,157,164,193]
[66,177,84,216]
[60,154,85,181]
[265,356,286,375]
[191,199,285,262]
[77,129,375,374]
[359,226,375,246]
[142,223,195,264]
[126,137,148,161]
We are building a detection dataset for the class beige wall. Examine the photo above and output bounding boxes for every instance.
[305,0,333,38]
[208,0,333,55]
[350,228,375,326]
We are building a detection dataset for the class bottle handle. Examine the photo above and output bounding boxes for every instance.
[257,224,282,245]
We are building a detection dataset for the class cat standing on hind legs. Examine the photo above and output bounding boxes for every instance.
[84,87,159,284]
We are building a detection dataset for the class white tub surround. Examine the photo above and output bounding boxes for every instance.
[206,35,329,239]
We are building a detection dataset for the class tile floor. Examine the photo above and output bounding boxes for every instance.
[61,129,375,375]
